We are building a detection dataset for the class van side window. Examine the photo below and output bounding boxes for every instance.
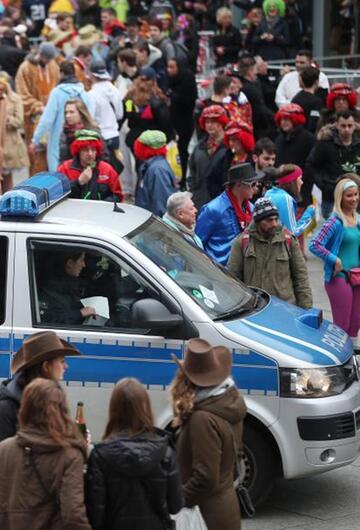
[29,241,159,332]
[0,237,7,325]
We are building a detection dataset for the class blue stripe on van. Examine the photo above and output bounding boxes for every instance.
[0,353,10,378]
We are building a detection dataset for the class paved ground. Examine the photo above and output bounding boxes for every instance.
[243,246,360,530]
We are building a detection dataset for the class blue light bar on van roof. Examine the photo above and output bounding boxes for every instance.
[0,172,71,218]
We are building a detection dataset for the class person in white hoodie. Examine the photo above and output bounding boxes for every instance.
[88,60,124,173]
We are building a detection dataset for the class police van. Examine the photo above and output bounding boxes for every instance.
[0,173,360,505]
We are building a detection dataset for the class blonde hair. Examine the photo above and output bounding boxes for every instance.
[169,369,196,427]
[333,177,359,226]
[216,7,232,23]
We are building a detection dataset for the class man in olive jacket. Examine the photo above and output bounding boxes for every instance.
[228,197,312,308]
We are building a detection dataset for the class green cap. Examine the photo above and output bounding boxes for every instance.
[74,129,101,142]
[138,130,167,149]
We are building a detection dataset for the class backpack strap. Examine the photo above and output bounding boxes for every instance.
[240,229,250,252]
[283,229,293,255]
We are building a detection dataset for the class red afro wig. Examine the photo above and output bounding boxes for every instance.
[224,120,255,153]
[133,138,167,161]
[275,103,306,128]
[70,138,103,158]
[326,83,358,110]
[198,104,229,130]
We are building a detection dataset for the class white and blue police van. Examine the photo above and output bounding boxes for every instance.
[0,173,359,505]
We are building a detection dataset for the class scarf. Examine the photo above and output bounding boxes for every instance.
[64,121,85,143]
[226,187,252,229]
[194,376,235,404]
[207,135,222,156]
[231,152,248,166]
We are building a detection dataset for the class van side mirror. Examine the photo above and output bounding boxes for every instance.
[132,299,184,330]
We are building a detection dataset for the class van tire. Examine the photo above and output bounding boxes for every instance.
[242,423,278,507]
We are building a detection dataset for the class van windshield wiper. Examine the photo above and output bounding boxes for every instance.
[213,303,254,321]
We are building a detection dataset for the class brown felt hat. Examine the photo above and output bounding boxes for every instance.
[11,331,80,375]
[172,338,232,387]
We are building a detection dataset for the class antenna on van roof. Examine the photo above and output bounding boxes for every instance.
[113,199,125,213]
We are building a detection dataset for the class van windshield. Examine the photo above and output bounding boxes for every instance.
[127,217,256,319]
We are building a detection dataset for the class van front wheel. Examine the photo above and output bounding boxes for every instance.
[241,423,279,507]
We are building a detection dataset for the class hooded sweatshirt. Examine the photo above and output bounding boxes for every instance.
[85,429,182,530]
[32,75,92,171]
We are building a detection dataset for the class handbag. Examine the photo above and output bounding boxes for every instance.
[230,434,256,518]
[345,268,360,287]
[171,506,207,530]
[166,140,182,182]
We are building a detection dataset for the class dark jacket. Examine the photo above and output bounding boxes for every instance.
[85,429,182,530]
[240,77,275,139]
[251,17,290,61]
[135,156,177,217]
[177,386,246,530]
[0,376,22,442]
[187,137,232,209]
[306,128,360,202]
[0,427,90,530]
[228,222,313,308]
[291,90,322,134]
[39,273,85,325]
[213,25,242,66]
[0,44,27,77]
[125,97,173,151]
[168,68,198,126]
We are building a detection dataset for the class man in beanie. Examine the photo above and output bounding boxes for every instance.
[195,163,263,266]
[15,42,60,174]
[134,129,176,216]
[228,197,312,308]
[57,129,123,201]
[187,104,232,209]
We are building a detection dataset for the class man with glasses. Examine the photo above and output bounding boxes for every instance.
[228,197,312,308]
[195,163,264,266]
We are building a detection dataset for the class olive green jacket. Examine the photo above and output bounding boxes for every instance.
[227,222,313,309]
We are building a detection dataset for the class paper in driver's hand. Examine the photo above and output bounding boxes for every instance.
[81,296,110,319]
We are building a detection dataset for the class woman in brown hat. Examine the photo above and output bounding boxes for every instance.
[0,331,80,442]
[0,378,91,530]
[170,338,247,530]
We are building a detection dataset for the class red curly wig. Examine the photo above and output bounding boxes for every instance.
[275,103,306,128]
[70,138,103,158]
[133,138,167,161]
[224,120,255,153]
[326,83,358,110]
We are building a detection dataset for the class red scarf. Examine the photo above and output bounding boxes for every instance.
[226,187,252,229]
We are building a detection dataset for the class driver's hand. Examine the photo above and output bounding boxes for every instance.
[81,306,97,318]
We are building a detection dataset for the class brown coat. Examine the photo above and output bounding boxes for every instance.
[0,427,91,530]
[3,92,29,170]
[177,387,246,530]
[15,54,60,144]
[228,222,313,309]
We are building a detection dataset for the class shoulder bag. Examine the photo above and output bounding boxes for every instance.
[230,433,256,518]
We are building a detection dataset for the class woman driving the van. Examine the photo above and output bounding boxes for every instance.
[40,251,97,325]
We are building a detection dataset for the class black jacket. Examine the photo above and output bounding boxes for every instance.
[291,90,322,134]
[168,67,198,129]
[240,77,275,139]
[251,17,290,61]
[85,430,182,530]
[306,129,360,202]
[39,274,85,325]
[0,376,22,442]
[212,24,242,66]
[187,136,232,209]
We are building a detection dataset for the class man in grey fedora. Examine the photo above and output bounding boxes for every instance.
[0,331,79,442]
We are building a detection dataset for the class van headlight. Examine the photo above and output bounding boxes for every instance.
[280,361,356,398]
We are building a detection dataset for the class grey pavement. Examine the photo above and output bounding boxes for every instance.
[243,244,360,530]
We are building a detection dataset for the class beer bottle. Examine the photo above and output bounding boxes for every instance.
[75,401,87,438]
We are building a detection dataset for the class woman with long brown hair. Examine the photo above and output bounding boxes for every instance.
[59,98,101,163]
[0,378,91,530]
[170,338,246,530]
[85,377,182,530]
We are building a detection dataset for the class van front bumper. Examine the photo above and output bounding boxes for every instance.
[272,379,360,479]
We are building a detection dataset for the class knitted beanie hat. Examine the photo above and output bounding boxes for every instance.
[70,129,103,157]
[39,42,58,59]
[253,197,278,223]
[138,130,167,149]
[263,0,286,17]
